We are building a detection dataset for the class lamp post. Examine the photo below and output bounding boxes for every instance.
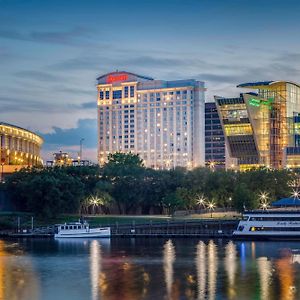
[259,192,269,210]
[196,194,206,213]
[0,161,4,183]
[208,201,215,218]
[78,138,84,166]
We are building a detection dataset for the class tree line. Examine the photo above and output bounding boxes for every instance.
[3,152,296,218]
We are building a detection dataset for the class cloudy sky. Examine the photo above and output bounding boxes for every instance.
[1,0,300,162]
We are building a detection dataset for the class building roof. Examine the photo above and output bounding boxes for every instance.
[237,81,300,89]
[272,197,300,206]
[96,71,154,81]
[0,122,44,140]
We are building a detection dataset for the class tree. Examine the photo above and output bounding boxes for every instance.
[103,152,146,214]
[232,183,256,212]
[162,189,185,215]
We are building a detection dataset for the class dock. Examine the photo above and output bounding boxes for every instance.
[1,219,238,238]
[111,219,238,238]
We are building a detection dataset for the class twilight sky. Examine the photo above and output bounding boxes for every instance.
[1,0,300,162]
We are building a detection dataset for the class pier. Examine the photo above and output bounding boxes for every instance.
[111,219,238,238]
[1,219,239,238]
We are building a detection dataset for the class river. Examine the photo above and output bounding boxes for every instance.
[0,238,300,299]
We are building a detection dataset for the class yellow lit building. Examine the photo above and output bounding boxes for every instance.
[215,81,300,170]
[97,71,206,169]
[0,122,43,177]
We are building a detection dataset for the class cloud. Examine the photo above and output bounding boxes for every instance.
[0,95,96,113]
[0,27,93,46]
[40,118,97,149]
[14,70,60,82]
[81,101,96,109]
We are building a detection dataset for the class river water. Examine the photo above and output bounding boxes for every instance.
[0,237,300,300]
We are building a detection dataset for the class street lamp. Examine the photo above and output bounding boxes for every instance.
[258,192,269,211]
[228,197,232,210]
[196,194,206,212]
[0,157,5,183]
[209,161,215,171]
[207,201,215,218]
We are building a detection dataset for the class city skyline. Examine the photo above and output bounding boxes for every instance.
[1,0,300,161]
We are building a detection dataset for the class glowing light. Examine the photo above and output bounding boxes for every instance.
[195,241,206,300]
[225,241,237,298]
[196,194,206,208]
[90,240,101,300]
[292,189,300,199]
[208,241,218,300]
[259,192,269,210]
[163,240,175,298]
[257,257,272,300]
[106,74,128,83]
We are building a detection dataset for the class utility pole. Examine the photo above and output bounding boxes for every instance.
[79,138,84,165]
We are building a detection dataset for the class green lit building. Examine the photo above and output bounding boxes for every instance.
[215,81,300,170]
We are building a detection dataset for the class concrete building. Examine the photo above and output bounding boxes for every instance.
[46,151,92,167]
[215,81,300,170]
[205,102,226,169]
[0,122,43,179]
[97,71,205,169]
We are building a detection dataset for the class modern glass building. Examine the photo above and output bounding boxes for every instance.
[205,102,226,169]
[97,71,205,169]
[215,81,300,170]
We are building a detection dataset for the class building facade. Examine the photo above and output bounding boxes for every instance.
[215,81,300,170]
[0,122,43,178]
[97,71,205,169]
[46,151,92,167]
[204,102,226,168]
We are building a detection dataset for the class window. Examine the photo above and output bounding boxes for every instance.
[113,90,122,99]
[99,91,104,100]
[105,91,110,99]
[130,86,134,97]
[124,86,129,98]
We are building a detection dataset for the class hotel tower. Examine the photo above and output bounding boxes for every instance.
[97,71,205,169]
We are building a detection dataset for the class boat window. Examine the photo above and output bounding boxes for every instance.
[61,226,64,230]
[249,226,300,232]
[250,217,300,221]
[238,226,244,231]
[66,226,69,230]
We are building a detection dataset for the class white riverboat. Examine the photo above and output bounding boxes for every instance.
[233,209,300,240]
[54,222,111,238]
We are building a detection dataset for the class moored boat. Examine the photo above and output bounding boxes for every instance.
[233,209,300,240]
[54,221,110,238]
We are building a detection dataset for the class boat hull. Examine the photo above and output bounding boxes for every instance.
[233,233,300,241]
[55,232,110,238]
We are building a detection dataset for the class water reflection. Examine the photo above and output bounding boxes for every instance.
[257,257,272,300]
[276,250,295,300]
[163,239,175,299]
[225,241,237,299]
[0,240,39,300]
[208,240,218,300]
[90,240,102,300]
[3,238,300,299]
[195,241,206,300]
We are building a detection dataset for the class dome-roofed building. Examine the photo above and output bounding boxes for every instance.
[0,122,43,179]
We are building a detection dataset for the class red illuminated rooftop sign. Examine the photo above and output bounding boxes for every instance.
[106,74,128,83]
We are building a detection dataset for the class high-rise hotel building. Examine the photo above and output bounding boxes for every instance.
[97,71,205,169]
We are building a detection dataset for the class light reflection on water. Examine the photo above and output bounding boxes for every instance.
[1,238,300,299]
[163,239,175,299]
